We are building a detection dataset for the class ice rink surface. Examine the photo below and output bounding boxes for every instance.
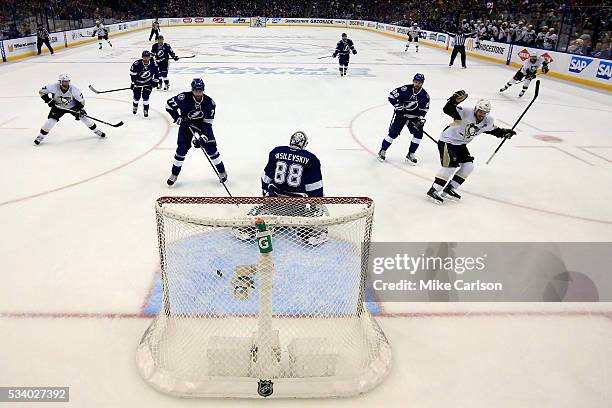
[0,26,611,407]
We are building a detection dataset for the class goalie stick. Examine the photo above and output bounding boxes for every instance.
[486,80,540,164]
[60,107,124,128]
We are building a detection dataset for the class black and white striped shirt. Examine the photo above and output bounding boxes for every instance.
[448,31,475,46]
[37,27,49,40]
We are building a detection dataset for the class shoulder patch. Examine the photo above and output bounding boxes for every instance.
[400,86,407,91]
[177,93,185,100]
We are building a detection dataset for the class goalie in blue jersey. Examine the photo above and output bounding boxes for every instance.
[234,131,327,244]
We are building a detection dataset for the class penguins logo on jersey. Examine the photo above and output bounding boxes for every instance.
[57,96,73,107]
[463,123,480,141]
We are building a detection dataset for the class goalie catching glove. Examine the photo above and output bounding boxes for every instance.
[449,90,468,104]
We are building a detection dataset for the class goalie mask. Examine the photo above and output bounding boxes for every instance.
[289,131,308,149]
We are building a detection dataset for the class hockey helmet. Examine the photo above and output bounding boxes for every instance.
[413,73,425,83]
[58,73,71,82]
[475,99,491,113]
[142,50,152,58]
[289,131,308,149]
[191,78,205,92]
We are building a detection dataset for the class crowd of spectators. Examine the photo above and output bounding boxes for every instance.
[0,0,609,59]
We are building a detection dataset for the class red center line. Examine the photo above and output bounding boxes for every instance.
[1,309,610,321]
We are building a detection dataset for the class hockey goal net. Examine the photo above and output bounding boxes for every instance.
[250,16,267,27]
[136,196,391,398]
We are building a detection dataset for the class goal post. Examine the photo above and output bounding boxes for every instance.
[250,16,267,27]
[136,197,391,398]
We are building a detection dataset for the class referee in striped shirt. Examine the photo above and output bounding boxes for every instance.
[36,24,54,55]
[447,28,475,68]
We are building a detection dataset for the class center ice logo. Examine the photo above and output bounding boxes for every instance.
[568,56,593,73]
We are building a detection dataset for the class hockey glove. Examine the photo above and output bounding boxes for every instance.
[450,90,468,103]
[173,56,179,61]
[413,117,426,130]
[46,99,56,108]
[174,117,183,125]
[192,137,201,149]
[332,52,338,58]
[497,128,516,139]
[74,108,87,120]
[352,49,357,55]
[130,83,135,90]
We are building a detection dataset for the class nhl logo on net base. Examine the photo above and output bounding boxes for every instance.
[257,379,274,397]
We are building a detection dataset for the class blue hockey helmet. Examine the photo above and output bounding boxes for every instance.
[413,73,425,82]
[142,50,151,58]
[191,78,205,92]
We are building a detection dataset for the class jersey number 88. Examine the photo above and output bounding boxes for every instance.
[274,161,303,187]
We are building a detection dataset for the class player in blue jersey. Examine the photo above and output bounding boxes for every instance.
[165,78,227,186]
[261,131,323,197]
[233,131,326,244]
[378,73,430,164]
[151,35,178,91]
[332,33,357,77]
[130,50,159,117]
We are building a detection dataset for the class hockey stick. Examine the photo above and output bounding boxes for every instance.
[423,129,437,144]
[89,84,149,94]
[176,55,196,59]
[317,55,334,59]
[89,85,131,94]
[486,79,540,164]
[188,126,235,200]
[60,107,124,128]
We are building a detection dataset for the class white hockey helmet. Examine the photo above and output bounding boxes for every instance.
[475,99,491,113]
[413,23,417,26]
[289,131,308,149]
[58,73,71,82]
[529,51,538,58]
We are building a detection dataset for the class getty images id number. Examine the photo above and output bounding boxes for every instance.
[0,387,69,402]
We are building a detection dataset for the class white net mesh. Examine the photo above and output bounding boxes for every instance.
[136,197,391,398]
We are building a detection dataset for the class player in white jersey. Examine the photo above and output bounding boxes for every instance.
[499,51,549,97]
[92,20,112,50]
[426,91,515,204]
[34,74,106,145]
[405,23,420,52]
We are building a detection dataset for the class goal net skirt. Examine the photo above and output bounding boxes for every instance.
[136,197,391,398]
